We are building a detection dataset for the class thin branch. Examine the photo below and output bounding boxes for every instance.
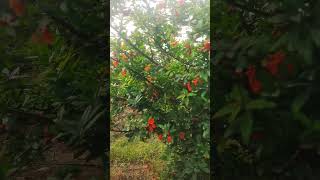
[126,65,164,92]
[110,25,160,66]
[110,128,132,133]
[141,24,196,67]
[154,41,196,67]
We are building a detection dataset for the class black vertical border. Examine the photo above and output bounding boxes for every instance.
[210,0,213,178]
[210,0,217,179]
[104,0,111,179]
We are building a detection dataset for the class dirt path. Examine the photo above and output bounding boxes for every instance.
[111,163,158,180]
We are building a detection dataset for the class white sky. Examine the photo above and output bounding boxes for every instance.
[110,0,196,42]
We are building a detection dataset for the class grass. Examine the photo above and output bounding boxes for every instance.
[110,136,169,179]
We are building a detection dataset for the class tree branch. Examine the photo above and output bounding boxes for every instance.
[110,128,132,133]
[110,25,160,66]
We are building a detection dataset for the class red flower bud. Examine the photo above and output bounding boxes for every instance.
[121,68,127,77]
[192,77,200,86]
[179,132,185,140]
[112,60,119,68]
[41,27,54,45]
[201,40,210,52]
[185,82,192,92]
[246,65,262,94]
[9,0,25,17]
[167,135,172,143]
[264,51,285,76]
[148,117,155,125]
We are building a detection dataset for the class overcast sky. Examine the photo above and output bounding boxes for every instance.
[110,0,199,42]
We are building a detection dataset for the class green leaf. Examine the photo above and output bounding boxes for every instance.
[213,103,238,119]
[293,111,312,128]
[188,93,197,97]
[83,110,105,132]
[291,90,312,128]
[177,94,185,100]
[310,29,320,47]
[240,112,253,144]
[292,91,310,113]
[246,99,276,110]
[202,167,210,173]
[201,91,207,102]
[229,105,241,122]
[302,46,313,65]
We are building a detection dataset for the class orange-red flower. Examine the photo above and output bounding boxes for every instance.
[167,135,172,143]
[144,64,151,72]
[112,60,119,68]
[170,40,178,47]
[158,134,163,141]
[246,65,255,79]
[201,40,210,52]
[184,43,192,55]
[147,117,156,133]
[31,26,54,45]
[9,0,25,17]
[179,132,185,140]
[148,117,155,125]
[185,82,192,92]
[192,77,200,86]
[249,79,262,94]
[121,68,127,77]
[121,53,128,62]
[264,51,285,76]
[41,26,54,45]
[246,65,262,94]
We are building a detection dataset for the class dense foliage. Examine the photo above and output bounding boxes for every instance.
[212,0,320,179]
[0,0,107,177]
[110,0,210,179]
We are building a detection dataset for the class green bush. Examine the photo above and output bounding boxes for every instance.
[111,0,210,178]
[212,0,320,179]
